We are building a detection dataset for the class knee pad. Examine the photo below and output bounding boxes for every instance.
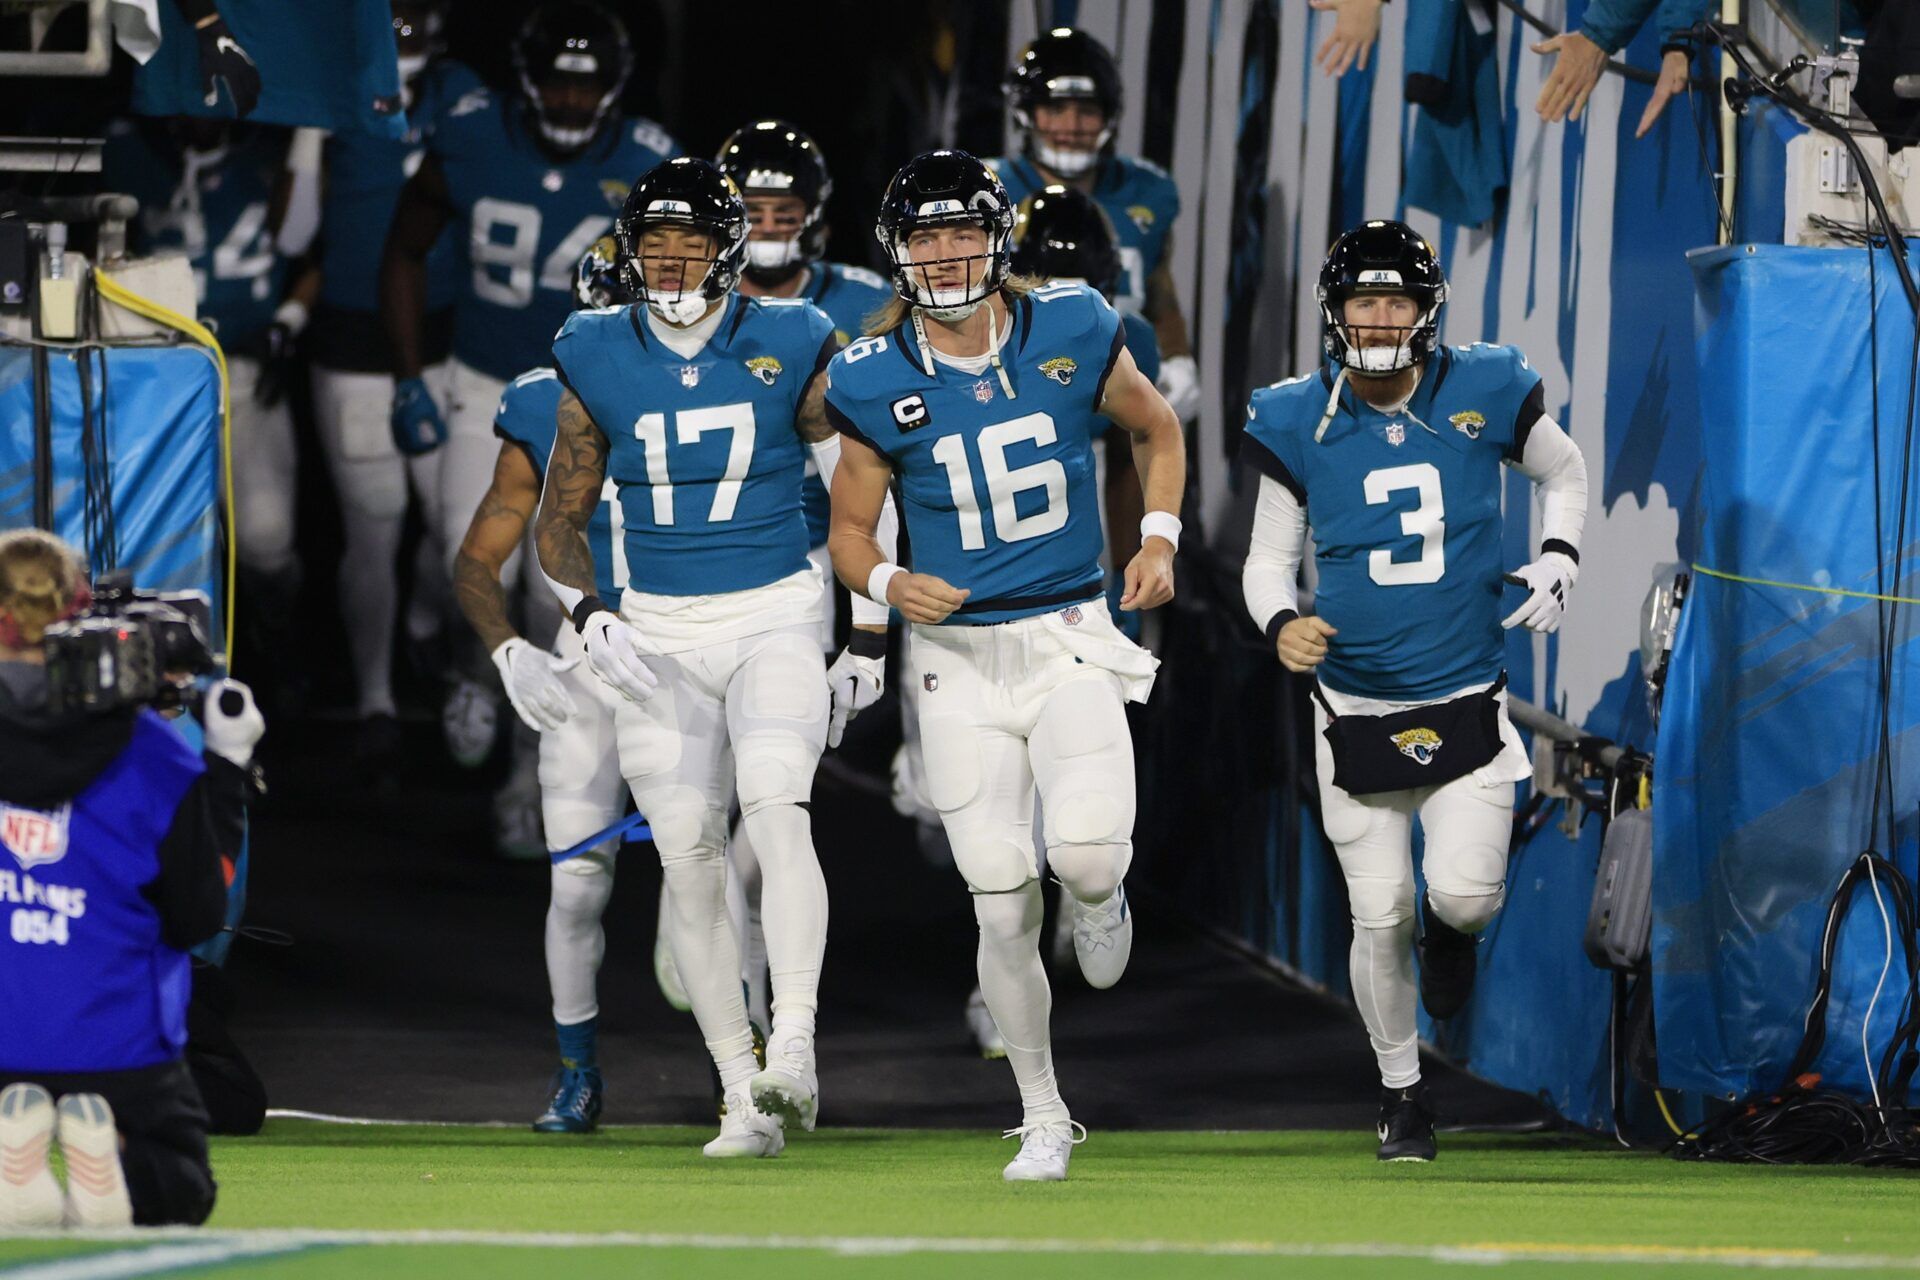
[950,824,1038,895]
[638,783,726,863]
[1427,885,1505,934]
[733,729,821,816]
[1346,875,1416,932]
[1046,840,1131,902]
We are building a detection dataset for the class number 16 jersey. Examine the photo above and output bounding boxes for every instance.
[824,282,1126,625]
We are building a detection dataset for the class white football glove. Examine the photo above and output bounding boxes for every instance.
[1156,353,1201,422]
[580,610,659,703]
[1501,551,1579,634]
[490,637,579,732]
[201,678,264,767]
[825,647,885,749]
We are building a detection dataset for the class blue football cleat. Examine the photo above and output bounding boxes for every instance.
[533,1067,603,1133]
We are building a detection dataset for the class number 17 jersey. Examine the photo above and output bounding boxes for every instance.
[824,282,1126,625]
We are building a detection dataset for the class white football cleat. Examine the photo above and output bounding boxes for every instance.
[0,1083,64,1228]
[1068,882,1133,989]
[1001,1117,1086,1182]
[702,1091,785,1158]
[749,1034,818,1133]
[966,986,1006,1059]
[56,1093,132,1227]
[653,889,691,1012]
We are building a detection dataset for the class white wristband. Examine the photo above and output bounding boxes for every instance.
[867,562,906,606]
[1140,511,1182,552]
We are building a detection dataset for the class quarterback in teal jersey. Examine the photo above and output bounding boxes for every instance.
[826,151,1184,1182]
[990,28,1198,421]
[1240,221,1589,1164]
[535,158,891,1161]
[453,241,641,1136]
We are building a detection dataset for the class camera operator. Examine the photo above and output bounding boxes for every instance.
[0,530,261,1229]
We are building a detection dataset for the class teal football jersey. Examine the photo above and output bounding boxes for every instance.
[1242,344,1546,701]
[796,262,894,544]
[990,154,1180,316]
[551,295,838,597]
[493,366,623,602]
[434,85,678,381]
[824,281,1125,625]
[107,121,289,349]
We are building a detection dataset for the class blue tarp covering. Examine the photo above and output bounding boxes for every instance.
[0,345,222,615]
[1656,244,1920,1101]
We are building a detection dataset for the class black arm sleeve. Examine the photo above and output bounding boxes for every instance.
[151,756,250,952]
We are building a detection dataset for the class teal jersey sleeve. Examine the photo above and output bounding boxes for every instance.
[1120,311,1161,387]
[492,365,624,602]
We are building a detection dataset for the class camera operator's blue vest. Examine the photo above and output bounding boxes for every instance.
[0,712,205,1074]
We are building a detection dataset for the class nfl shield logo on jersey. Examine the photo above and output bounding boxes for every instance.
[923,672,939,692]
[1386,423,1405,447]
[680,364,701,388]
[2,802,71,869]
[1061,605,1083,625]
[972,379,994,404]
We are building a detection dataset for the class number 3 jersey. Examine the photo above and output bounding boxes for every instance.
[824,282,1127,625]
[1242,344,1546,702]
[432,84,679,382]
[551,296,838,598]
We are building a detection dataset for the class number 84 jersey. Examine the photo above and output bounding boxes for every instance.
[1242,344,1546,702]
[824,281,1127,625]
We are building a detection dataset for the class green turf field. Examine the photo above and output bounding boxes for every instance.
[3,1119,1919,1277]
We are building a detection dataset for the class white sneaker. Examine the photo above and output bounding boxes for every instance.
[0,1084,63,1228]
[966,986,1006,1059]
[749,1034,818,1133]
[442,677,499,768]
[55,1094,132,1227]
[1069,882,1133,989]
[1001,1117,1086,1182]
[653,889,691,1012]
[702,1091,785,1158]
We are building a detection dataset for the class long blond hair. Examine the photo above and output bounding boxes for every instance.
[862,274,1045,338]
[0,529,87,647]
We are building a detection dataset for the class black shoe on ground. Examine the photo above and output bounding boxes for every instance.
[1377,1084,1437,1162]
[1417,900,1478,1019]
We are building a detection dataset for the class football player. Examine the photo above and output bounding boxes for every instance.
[534,158,887,1158]
[452,240,633,1134]
[381,0,677,846]
[715,120,893,1032]
[1239,221,1589,1163]
[105,116,305,678]
[991,28,1198,423]
[307,0,475,763]
[825,151,1184,1181]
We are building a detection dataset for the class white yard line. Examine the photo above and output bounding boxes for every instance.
[2,1229,1916,1273]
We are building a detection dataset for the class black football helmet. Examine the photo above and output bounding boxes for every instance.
[875,150,1014,320]
[575,234,625,309]
[512,0,632,155]
[615,158,749,324]
[1317,220,1448,373]
[391,0,447,78]
[1005,28,1123,179]
[716,120,834,286]
[1010,185,1121,299]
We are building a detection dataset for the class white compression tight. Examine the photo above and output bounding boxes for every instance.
[1330,775,1514,1089]
[973,883,1067,1124]
[547,858,613,1025]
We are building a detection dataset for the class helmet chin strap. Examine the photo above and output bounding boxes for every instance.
[910,298,1017,400]
[646,260,719,326]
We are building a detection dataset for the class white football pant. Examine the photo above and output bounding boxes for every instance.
[226,355,298,579]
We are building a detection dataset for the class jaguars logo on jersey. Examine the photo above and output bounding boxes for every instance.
[1126,204,1155,234]
[599,178,630,210]
[1391,727,1443,766]
[1451,410,1486,440]
[747,356,784,386]
[1040,357,1077,386]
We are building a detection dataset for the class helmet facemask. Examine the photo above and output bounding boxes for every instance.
[1319,283,1447,375]
[1018,97,1114,179]
[883,201,1010,322]
[741,194,822,287]
[624,221,730,326]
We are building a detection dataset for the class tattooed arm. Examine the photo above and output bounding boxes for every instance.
[533,387,610,623]
[454,443,541,652]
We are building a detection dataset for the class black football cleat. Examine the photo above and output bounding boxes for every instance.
[1377,1084,1437,1162]
[1417,900,1478,1019]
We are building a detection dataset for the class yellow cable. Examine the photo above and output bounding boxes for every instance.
[1654,1088,1689,1138]
[92,270,236,662]
[1692,563,1920,607]
[1637,772,1651,811]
